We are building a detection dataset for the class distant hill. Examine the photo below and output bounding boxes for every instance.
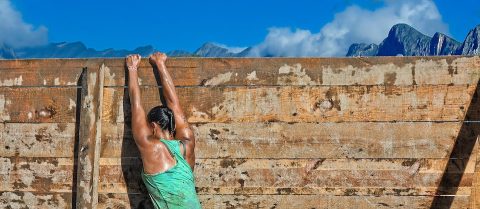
[347,23,478,57]
[1,23,480,59]
[0,41,251,59]
[193,42,251,57]
[9,42,156,58]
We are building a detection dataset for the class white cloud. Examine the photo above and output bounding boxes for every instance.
[248,0,448,57]
[0,0,48,48]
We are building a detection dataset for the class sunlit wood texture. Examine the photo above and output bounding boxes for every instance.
[1,57,480,208]
[99,56,480,209]
[75,64,105,209]
[0,59,103,209]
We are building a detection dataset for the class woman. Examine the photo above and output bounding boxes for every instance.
[126,52,201,209]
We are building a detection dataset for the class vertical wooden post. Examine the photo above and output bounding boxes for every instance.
[76,63,105,209]
[472,62,480,209]
[473,137,480,209]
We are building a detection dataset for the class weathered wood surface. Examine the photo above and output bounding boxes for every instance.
[102,122,467,159]
[0,123,75,158]
[0,68,83,87]
[472,137,480,209]
[0,59,101,69]
[101,56,480,87]
[0,57,479,208]
[0,157,73,192]
[0,191,72,209]
[1,57,479,87]
[97,157,475,194]
[75,65,104,209]
[102,85,477,124]
[97,193,471,209]
[0,59,103,87]
[0,87,78,123]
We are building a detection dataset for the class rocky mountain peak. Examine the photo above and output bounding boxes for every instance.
[459,24,480,55]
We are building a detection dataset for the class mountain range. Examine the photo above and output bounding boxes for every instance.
[1,23,479,59]
[0,41,252,59]
[347,23,480,56]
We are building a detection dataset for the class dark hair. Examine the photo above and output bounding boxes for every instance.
[147,105,176,135]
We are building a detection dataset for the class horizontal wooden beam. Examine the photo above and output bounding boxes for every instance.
[0,59,102,69]
[0,68,83,87]
[98,193,471,209]
[102,84,477,124]
[97,157,475,194]
[0,87,78,123]
[101,56,480,87]
[101,122,471,159]
[0,157,74,192]
[0,192,72,208]
[0,123,75,157]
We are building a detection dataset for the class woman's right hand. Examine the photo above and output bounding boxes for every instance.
[149,52,167,66]
[126,54,141,70]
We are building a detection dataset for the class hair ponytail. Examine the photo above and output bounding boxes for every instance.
[167,109,176,135]
[147,105,176,136]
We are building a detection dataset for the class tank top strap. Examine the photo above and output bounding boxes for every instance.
[159,139,181,157]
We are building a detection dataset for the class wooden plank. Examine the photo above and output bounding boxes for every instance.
[101,122,465,159]
[97,158,475,194]
[0,58,101,69]
[200,195,470,209]
[0,68,83,87]
[194,186,472,196]
[0,123,75,157]
[0,59,104,86]
[0,191,72,209]
[472,135,480,209]
[75,64,104,209]
[102,56,480,87]
[0,57,476,86]
[97,193,470,209]
[0,87,78,123]
[0,157,73,193]
[102,84,477,124]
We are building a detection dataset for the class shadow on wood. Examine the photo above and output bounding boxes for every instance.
[121,64,154,209]
[430,79,480,209]
[71,68,86,209]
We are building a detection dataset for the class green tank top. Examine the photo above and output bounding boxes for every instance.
[141,139,202,209]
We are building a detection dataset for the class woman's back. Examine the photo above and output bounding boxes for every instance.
[141,139,201,209]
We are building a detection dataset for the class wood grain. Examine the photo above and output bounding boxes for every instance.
[0,191,72,209]
[101,122,467,159]
[97,158,475,194]
[1,57,479,208]
[97,193,471,209]
[0,87,78,123]
[75,66,104,209]
[472,135,480,209]
[0,157,73,193]
[0,68,83,87]
[0,123,75,158]
[102,84,476,124]
[0,58,101,69]
[0,57,478,89]
[101,56,480,87]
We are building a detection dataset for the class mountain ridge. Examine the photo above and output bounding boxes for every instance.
[347,23,477,57]
[1,23,480,59]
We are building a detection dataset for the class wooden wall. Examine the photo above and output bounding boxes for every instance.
[1,57,480,209]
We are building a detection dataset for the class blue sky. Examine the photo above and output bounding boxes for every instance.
[5,0,480,56]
